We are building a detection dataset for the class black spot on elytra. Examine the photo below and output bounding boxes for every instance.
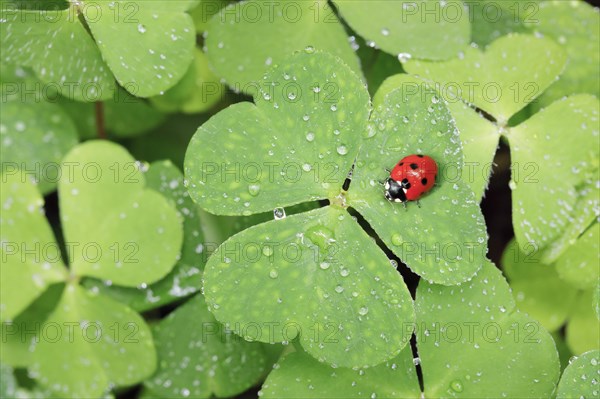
[398,162,404,166]
[421,178,428,186]
[410,163,418,170]
[417,154,424,158]
[401,178,411,189]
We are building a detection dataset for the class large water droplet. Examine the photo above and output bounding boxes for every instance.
[248,184,261,196]
[337,145,348,155]
[269,269,279,279]
[450,380,463,393]
[274,207,286,220]
[358,306,369,316]
[306,225,336,250]
[391,234,402,246]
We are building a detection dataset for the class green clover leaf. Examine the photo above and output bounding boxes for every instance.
[505,95,599,255]
[566,290,599,355]
[0,173,67,322]
[261,345,420,398]
[352,75,488,284]
[0,7,116,101]
[1,1,196,100]
[555,222,599,290]
[83,161,205,312]
[0,98,77,194]
[59,141,182,286]
[144,294,274,398]
[1,142,184,397]
[332,0,470,60]
[556,349,600,399]
[204,0,362,94]
[185,51,488,367]
[185,50,370,215]
[416,261,560,398]
[501,239,599,356]
[403,34,598,257]
[30,284,156,398]
[501,239,578,332]
[404,34,567,124]
[532,1,600,110]
[204,206,414,368]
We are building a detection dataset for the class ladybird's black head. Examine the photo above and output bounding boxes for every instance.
[384,178,407,203]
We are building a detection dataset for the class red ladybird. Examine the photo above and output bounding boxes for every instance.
[384,154,438,204]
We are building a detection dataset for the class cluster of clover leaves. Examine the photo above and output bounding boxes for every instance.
[1,0,598,398]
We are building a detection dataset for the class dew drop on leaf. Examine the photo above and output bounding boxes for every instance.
[450,380,464,393]
[273,207,286,220]
[248,184,261,196]
[337,145,348,155]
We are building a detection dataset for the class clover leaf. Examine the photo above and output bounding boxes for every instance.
[204,0,362,94]
[352,75,488,284]
[501,239,599,356]
[260,345,420,398]
[404,34,566,124]
[1,142,184,397]
[333,0,470,60]
[185,51,488,367]
[30,284,156,398]
[0,1,196,99]
[0,7,115,101]
[505,95,599,255]
[566,290,599,356]
[555,223,599,290]
[0,82,78,194]
[532,1,600,110]
[416,261,560,398]
[59,141,182,286]
[556,349,600,399]
[144,294,274,398]
[501,239,577,332]
[404,34,599,257]
[0,173,66,322]
[83,160,205,312]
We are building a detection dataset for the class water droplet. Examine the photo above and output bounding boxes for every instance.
[274,207,286,220]
[269,269,279,279]
[335,285,344,293]
[306,132,315,142]
[319,262,330,270]
[397,53,412,62]
[304,45,315,54]
[381,28,390,36]
[391,234,402,246]
[358,306,369,316]
[450,380,463,393]
[248,184,261,196]
[337,145,348,155]
[137,24,147,33]
[330,104,337,112]
[340,268,350,277]
[508,180,517,190]
[306,225,336,250]
[262,246,273,257]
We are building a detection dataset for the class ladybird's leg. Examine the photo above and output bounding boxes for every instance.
[416,199,422,208]
[402,201,407,210]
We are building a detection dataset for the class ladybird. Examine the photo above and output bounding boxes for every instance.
[384,154,438,204]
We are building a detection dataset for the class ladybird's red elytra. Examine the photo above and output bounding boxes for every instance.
[384,154,438,204]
